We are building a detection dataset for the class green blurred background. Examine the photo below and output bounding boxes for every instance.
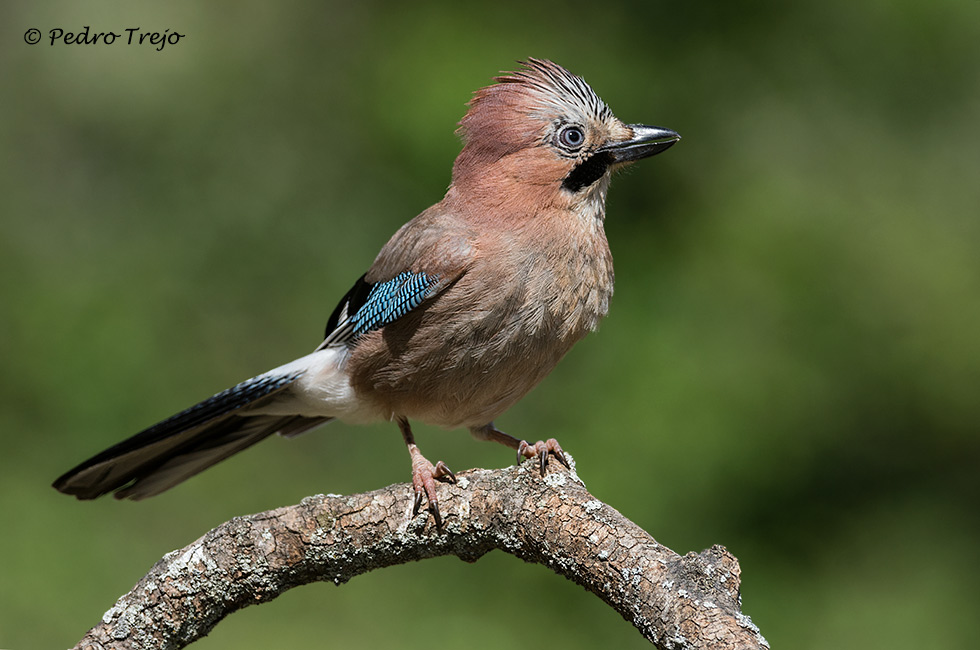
[2,1,978,648]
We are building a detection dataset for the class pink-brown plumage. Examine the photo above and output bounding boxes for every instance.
[53,59,679,525]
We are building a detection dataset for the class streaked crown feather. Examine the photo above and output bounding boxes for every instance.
[455,59,614,171]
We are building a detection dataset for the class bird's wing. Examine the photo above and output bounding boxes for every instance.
[319,271,443,347]
[319,206,475,349]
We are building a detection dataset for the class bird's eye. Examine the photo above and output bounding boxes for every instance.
[557,125,585,151]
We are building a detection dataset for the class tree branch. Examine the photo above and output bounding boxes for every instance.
[72,458,768,650]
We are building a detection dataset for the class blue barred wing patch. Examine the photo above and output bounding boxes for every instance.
[349,271,438,337]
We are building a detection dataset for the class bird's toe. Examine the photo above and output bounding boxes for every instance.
[517,438,568,476]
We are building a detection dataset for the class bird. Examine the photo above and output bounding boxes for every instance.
[53,59,680,526]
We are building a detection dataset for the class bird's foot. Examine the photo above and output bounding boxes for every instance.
[517,438,569,476]
[398,417,456,527]
[470,424,570,477]
[409,450,456,528]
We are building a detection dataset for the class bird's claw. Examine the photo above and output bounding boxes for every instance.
[411,458,456,528]
[517,438,568,476]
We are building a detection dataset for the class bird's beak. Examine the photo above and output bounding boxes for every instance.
[600,125,680,163]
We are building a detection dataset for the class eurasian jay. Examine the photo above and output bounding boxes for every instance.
[54,59,680,525]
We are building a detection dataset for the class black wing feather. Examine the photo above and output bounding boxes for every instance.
[324,273,373,339]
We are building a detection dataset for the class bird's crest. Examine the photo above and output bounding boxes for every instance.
[455,59,613,170]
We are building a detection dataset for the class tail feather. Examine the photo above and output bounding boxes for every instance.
[52,367,330,500]
[113,414,331,500]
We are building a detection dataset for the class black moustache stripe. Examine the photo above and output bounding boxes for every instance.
[562,152,612,192]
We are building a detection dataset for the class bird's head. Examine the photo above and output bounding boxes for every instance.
[451,59,679,213]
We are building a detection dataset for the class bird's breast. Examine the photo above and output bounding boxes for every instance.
[348,220,614,429]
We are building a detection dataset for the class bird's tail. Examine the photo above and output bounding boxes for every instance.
[53,365,332,500]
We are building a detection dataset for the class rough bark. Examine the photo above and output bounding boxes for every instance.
[72,458,768,649]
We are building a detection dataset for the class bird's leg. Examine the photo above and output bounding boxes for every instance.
[397,417,456,527]
[470,423,569,476]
